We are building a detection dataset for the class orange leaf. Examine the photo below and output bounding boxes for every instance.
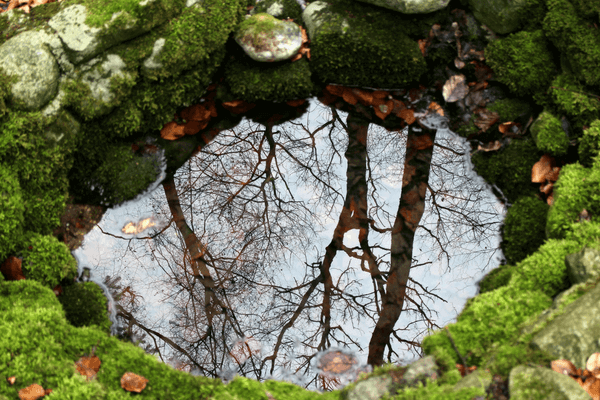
[184,120,208,135]
[341,88,358,105]
[531,154,555,183]
[374,100,393,120]
[160,121,186,141]
[399,108,415,125]
[120,372,149,393]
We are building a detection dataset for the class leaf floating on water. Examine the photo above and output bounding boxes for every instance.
[122,217,157,235]
[442,74,468,103]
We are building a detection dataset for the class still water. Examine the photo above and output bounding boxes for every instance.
[70,97,506,392]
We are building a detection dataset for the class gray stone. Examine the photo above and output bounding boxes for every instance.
[346,374,394,400]
[0,30,60,111]
[509,365,591,400]
[466,0,530,35]
[68,53,135,118]
[526,280,600,372]
[354,0,450,14]
[565,246,600,285]
[402,355,440,385]
[47,1,178,65]
[452,368,492,394]
[234,13,303,62]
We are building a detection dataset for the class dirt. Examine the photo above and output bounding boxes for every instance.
[51,193,108,252]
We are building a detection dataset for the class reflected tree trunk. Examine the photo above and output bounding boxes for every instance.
[162,175,232,331]
[367,118,437,367]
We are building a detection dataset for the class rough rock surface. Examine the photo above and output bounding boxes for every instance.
[235,12,303,62]
[355,0,450,14]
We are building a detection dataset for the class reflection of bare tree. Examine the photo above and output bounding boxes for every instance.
[103,98,503,392]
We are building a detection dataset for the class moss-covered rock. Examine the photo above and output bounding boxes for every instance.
[529,109,570,156]
[484,29,558,96]
[546,157,600,240]
[18,232,78,290]
[543,0,600,88]
[548,73,600,137]
[578,119,600,168]
[58,281,112,335]
[470,138,541,204]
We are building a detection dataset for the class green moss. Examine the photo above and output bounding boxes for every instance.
[225,52,320,103]
[484,29,558,96]
[251,0,304,23]
[545,160,600,240]
[507,237,590,298]
[0,164,25,258]
[529,110,569,156]
[307,0,427,88]
[0,279,228,400]
[543,0,600,87]
[578,119,600,168]
[81,142,162,207]
[423,284,552,373]
[486,98,532,123]
[548,73,600,136]
[0,109,73,236]
[58,282,112,335]
[500,196,549,266]
[144,0,245,82]
[18,232,78,290]
[477,264,518,295]
[471,138,541,204]
[82,0,185,30]
[236,12,285,44]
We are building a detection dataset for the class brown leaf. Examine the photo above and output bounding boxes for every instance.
[442,74,468,103]
[531,154,556,183]
[551,359,578,376]
[18,383,45,400]
[1,256,27,281]
[478,140,502,152]
[120,372,149,393]
[473,109,499,132]
[75,355,101,381]
[160,121,186,141]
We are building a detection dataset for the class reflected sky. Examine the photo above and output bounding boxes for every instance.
[72,96,507,392]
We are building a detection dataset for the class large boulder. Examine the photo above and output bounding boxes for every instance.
[353,0,450,14]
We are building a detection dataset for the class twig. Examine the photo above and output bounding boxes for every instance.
[444,326,470,375]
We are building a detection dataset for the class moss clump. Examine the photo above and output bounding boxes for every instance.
[225,54,320,103]
[476,264,518,295]
[546,160,600,240]
[486,98,532,124]
[578,120,600,168]
[499,196,549,266]
[18,232,78,290]
[484,29,557,96]
[548,73,600,137]
[471,138,541,204]
[0,165,25,258]
[422,285,552,369]
[529,110,569,157]
[58,281,112,335]
[94,144,163,206]
[0,109,74,236]
[543,0,600,87]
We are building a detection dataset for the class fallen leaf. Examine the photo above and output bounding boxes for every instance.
[531,154,556,183]
[472,109,499,132]
[120,372,149,393]
[478,140,502,152]
[442,74,468,103]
